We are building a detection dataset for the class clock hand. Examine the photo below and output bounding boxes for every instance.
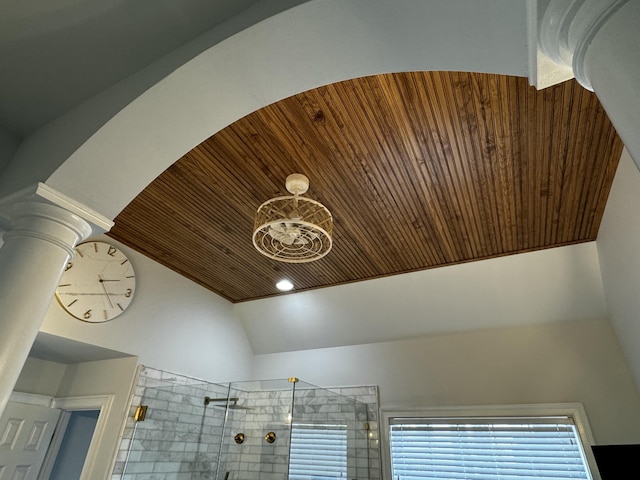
[99,274,114,308]
[99,279,121,282]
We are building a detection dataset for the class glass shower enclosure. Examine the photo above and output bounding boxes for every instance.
[122,378,371,480]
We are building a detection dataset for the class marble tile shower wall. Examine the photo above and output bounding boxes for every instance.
[219,389,292,480]
[113,367,230,480]
[111,367,380,480]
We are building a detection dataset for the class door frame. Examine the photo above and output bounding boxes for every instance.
[8,391,52,407]
[37,394,114,480]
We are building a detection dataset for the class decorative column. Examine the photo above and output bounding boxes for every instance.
[536,0,640,169]
[0,183,112,417]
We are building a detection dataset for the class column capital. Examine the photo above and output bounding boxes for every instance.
[3,201,94,256]
[534,0,631,90]
[0,182,113,251]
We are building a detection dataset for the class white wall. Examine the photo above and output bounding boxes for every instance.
[40,236,254,383]
[253,318,640,445]
[597,149,640,392]
[13,357,67,396]
[237,243,607,353]
[0,127,18,176]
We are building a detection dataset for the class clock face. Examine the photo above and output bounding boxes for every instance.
[55,241,136,322]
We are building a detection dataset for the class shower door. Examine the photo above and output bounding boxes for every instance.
[289,382,370,480]
[121,381,229,479]
[215,379,294,480]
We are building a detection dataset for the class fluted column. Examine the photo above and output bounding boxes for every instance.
[0,184,112,416]
[537,0,640,168]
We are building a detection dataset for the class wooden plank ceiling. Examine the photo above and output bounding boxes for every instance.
[109,72,622,303]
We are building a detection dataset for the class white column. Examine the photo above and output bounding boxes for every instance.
[0,184,112,417]
[581,2,640,167]
[537,0,640,168]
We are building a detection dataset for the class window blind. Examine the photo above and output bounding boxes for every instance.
[390,416,591,480]
[289,423,347,480]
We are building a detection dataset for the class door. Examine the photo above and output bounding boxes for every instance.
[0,401,61,480]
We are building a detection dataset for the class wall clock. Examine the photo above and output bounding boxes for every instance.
[55,241,136,322]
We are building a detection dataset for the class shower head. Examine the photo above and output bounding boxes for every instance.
[204,396,236,407]
[203,397,250,410]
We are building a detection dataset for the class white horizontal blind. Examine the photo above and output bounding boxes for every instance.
[390,417,591,480]
[289,423,347,480]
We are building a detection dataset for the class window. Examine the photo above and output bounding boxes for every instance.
[384,405,598,480]
[289,423,347,480]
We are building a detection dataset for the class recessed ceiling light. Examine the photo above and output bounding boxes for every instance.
[276,279,294,291]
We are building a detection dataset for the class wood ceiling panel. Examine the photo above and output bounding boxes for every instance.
[109,72,622,302]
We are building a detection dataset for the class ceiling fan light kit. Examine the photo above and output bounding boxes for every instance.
[253,174,333,263]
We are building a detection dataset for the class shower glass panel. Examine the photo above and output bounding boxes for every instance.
[122,380,230,479]
[290,381,369,480]
[217,379,295,480]
[122,379,370,480]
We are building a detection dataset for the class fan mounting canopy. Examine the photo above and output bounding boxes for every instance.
[253,174,333,263]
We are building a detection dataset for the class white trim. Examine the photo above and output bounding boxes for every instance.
[380,403,601,480]
[43,394,114,480]
[0,182,113,232]
[37,411,73,480]
[9,391,53,407]
[34,183,114,232]
[526,0,538,87]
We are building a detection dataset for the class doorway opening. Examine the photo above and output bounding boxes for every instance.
[42,409,100,480]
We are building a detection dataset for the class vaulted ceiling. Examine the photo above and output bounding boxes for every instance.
[109,71,622,303]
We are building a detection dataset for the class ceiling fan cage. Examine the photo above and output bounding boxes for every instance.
[253,191,333,263]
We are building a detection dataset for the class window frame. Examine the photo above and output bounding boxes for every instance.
[381,403,601,480]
